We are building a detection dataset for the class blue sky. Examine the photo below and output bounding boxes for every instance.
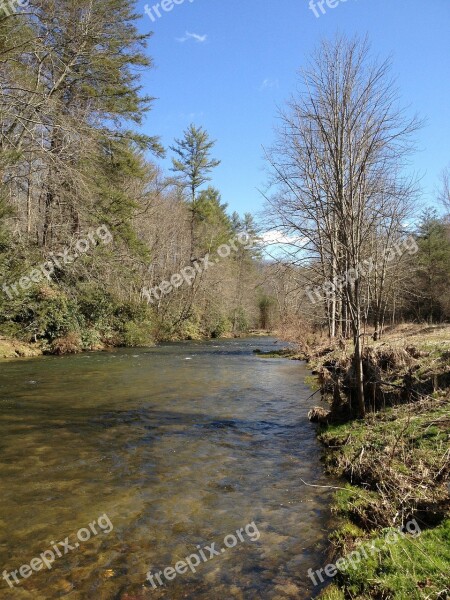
[136,0,450,219]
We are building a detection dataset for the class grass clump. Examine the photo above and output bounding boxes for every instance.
[319,397,450,529]
[319,519,450,599]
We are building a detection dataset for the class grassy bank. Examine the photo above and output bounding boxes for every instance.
[318,395,450,599]
[280,324,450,599]
[0,336,42,359]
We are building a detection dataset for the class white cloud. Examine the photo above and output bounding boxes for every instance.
[259,78,279,91]
[179,111,204,120]
[176,31,207,43]
[261,231,306,246]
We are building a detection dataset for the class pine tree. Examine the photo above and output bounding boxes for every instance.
[170,124,220,262]
[1,0,162,244]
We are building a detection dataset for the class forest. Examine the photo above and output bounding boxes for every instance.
[0,2,449,361]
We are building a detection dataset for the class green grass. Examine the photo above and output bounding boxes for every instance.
[319,401,450,499]
[320,519,450,599]
[320,585,345,600]
[317,396,450,599]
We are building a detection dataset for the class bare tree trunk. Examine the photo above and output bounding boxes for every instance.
[26,167,32,236]
[42,188,53,247]
[264,35,420,411]
[353,323,366,418]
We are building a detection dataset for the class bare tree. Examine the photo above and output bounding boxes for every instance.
[438,165,450,217]
[265,35,421,417]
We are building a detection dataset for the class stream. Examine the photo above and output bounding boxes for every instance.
[0,337,333,599]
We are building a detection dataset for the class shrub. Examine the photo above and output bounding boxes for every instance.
[49,332,82,355]
[120,320,153,347]
[205,313,232,338]
[1,286,82,342]
[80,328,103,351]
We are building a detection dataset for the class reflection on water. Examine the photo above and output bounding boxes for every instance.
[0,338,333,599]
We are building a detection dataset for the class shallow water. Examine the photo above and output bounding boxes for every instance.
[0,337,333,599]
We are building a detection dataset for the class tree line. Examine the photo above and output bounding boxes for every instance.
[261,35,450,416]
[0,0,267,351]
[1,4,448,373]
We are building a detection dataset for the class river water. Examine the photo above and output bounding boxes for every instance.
[0,337,333,599]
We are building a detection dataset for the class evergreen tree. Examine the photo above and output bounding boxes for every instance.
[170,125,220,261]
[414,210,450,322]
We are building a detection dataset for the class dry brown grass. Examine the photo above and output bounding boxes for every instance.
[49,332,82,355]
[0,336,42,359]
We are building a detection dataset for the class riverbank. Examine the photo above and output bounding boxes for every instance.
[0,330,273,360]
[317,395,450,599]
[0,275,269,361]
[281,323,450,599]
[0,335,43,359]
